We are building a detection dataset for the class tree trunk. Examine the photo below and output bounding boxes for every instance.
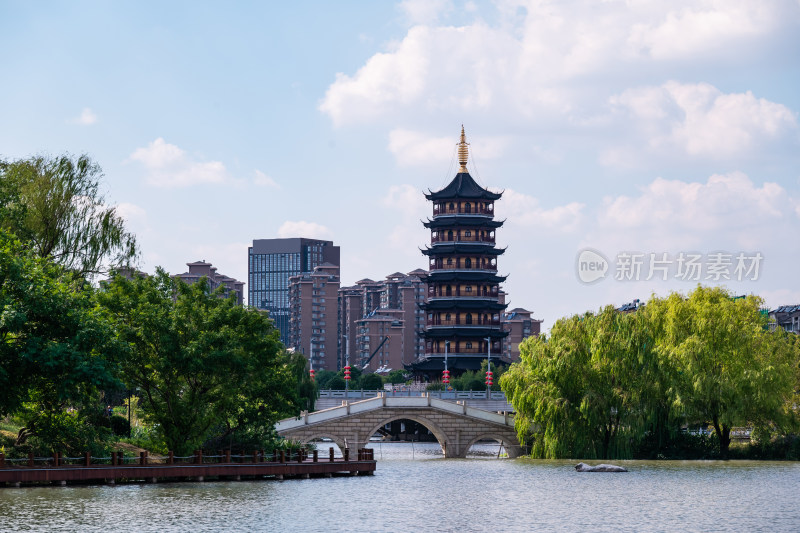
[711,415,731,458]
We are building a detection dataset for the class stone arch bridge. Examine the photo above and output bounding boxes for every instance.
[275,394,523,459]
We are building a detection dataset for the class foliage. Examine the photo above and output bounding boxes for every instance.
[0,154,138,277]
[652,287,798,457]
[97,269,298,455]
[327,376,346,390]
[288,351,316,411]
[315,370,337,390]
[361,373,384,390]
[108,415,130,437]
[0,230,123,451]
[385,369,408,384]
[501,286,800,459]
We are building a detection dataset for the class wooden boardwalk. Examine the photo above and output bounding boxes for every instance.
[0,448,375,487]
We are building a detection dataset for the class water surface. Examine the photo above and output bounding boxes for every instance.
[1,443,797,532]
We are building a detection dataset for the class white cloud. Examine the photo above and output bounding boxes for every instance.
[70,107,97,125]
[399,0,453,25]
[611,82,797,158]
[116,202,146,223]
[253,169,280,189]
[277,221,333,240]
[628,2,780,60]
[502,189,585,233]
[319,1,796,139]
[595,171,796,251]
[381,184,430,253]
[388,128,509,167]
[127,138,230,187]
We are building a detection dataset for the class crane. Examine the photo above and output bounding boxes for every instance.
[360,335,390,370]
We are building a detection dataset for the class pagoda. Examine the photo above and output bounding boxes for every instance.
[411,127,509,377]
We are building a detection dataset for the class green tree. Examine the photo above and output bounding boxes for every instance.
[501,307,648,459]
[385,369,408,385]
[315,370,337,390]
[97,269,296,455]
[656,286,797,457]
[288,351,316,411]
[0,154,138,277]
[0,231,122,453]
[361,373,384,390]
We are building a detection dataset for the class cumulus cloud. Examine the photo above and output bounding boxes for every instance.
[70,107,97,125]
[399,0,453,25]
[611,81,797,158]
[595,171,797,251]
[253,169,280,189]
[116,202,146,223]
[319,1,793,128]
[128,138,230,187]
[388,128,509,167]
[381,184,430,253]
[502,189,585,233]
[277,221,333,240]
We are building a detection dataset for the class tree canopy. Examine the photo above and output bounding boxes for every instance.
[501,286,800,459]
[0,154,138,277]
[97,270,298,455]
[0,230,123,453]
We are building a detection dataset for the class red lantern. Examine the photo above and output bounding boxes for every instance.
[309,368,315,381]
[344,365,351,381]
[442,369,450,384]
[485,370,493,386]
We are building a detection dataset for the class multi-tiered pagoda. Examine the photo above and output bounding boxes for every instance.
[411,127,509,378]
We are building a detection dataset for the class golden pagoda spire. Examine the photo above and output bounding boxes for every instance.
[457,125,469,173]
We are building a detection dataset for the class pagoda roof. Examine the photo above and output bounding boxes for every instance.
[421,244,505,256]
[425,172,502,201]
[405,355,510,373]
[423,217,504,229]
[424,271,508,283]
[420,300,508,311]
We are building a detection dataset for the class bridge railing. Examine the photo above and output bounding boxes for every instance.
[318,389,508,401]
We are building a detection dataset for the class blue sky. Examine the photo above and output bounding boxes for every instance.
[2,0,799,329]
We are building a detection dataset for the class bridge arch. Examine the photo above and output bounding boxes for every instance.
[363,414,450,456]
[463,432,523,459]
[292,432,346,454]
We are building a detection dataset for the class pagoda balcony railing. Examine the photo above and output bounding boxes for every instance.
[430,235,495,244]
[429,265,497,272]
[429,287,499,297]
[427,319,502,327]
[433,206,494,216]
[427,294,499,300]
[426,348,490,355]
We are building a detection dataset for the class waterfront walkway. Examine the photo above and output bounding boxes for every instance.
[0,448,375,487]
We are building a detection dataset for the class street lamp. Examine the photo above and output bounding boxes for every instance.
[443,340,450,391]
[484,337,493,394]
[343,334,350,395]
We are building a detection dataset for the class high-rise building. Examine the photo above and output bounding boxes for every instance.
[411,127,509,378]
[288,263,340,371]
[338,270,428,373]
[175,260,244,305]
[502,307,542,360]
[248,238,340,345]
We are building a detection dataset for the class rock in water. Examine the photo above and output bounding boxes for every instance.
[575,462,628,472]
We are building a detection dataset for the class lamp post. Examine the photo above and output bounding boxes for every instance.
[343,334,350,395]
[484,337,493,394]
[443,340,450,391]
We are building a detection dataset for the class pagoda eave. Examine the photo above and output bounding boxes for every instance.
[423,217,504,229]
[421,245,506,256]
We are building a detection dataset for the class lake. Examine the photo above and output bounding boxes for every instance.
[1,443,798,532]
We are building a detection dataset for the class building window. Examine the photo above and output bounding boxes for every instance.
[466,313,473,324]
[466,342,472,349]
[465,203,471,213]
[464,230,471,237]
[465,258,472,268]
[465,286,472,293]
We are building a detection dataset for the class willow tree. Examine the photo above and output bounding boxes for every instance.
[656,286,798,457]
[501,307,645,459]
[0,154,138,277]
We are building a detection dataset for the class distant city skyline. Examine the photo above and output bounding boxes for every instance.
[2,1,798,330]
